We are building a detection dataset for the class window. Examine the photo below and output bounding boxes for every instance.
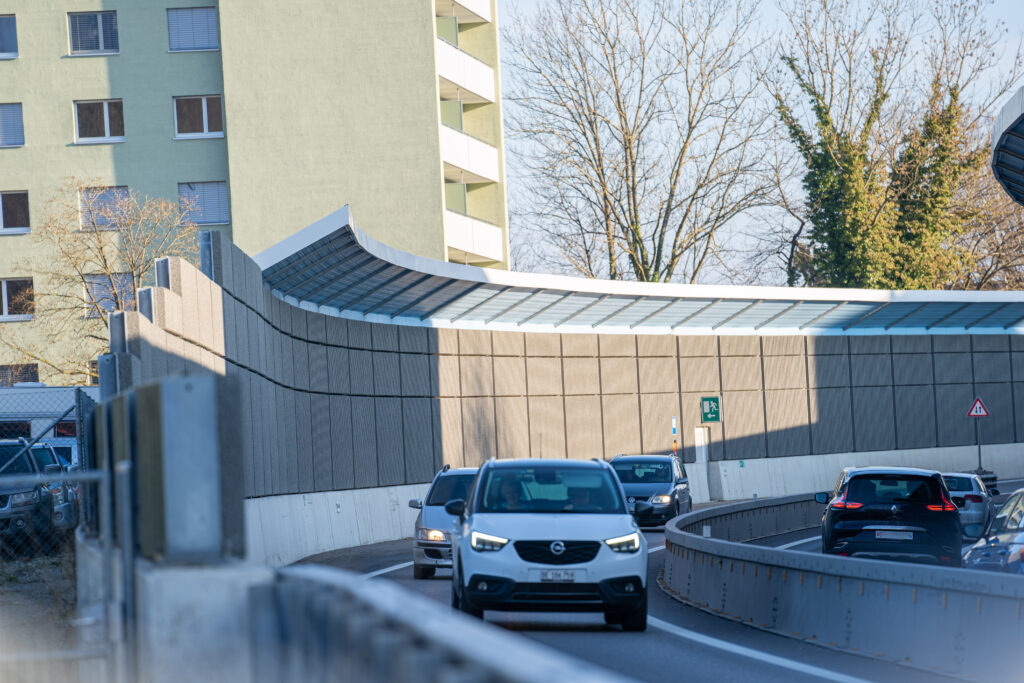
[75,100,124,143]
[54,421,77,438]
[174,95,223,138]
[0,364,37,388]
[0,103,24,147]
[0,278,33,318]
[84,272,134,318]
[69,11,118,55]
[0,422,30,439]
[0,191,28,232]
[0,16,17,59]
[80,186,130,229]
[167,7,219,51]
[178,181,229,224]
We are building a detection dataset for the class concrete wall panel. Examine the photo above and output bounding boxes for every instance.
[400,354,431,397]
[599,334,635,357]
[308,344,328,393]
[638,335,675,357]
[678,336,718,357]
[492,331,524,356]
[493,356,527,396]
[352,397,378,487]
[310,394,333,491]
[294,391,314,492]
[462,397,497,465]
[329,395,354,489]
[719,337,759,356]
[976,383,1014,444]
[934,353,972,384]
[436,356,461,397]
[436,329,459,355]
[371,324,399,352]
[721,391,766,460]
[375,398,405,485]
[526,357,563,396]
[600,357,638,394]
[761,336,803,356]
[398,326,429,353]
[852,387,896,452]
[936,384,976,447]
[639,357,678,394]
[806,337,848,356]
[326,345,350,394]
[402,398,436,482]
[850,354,892,387]
[526,332,561,357]
[893,354,932,385]
[679,357,719,392]
[373,351,402,396]
[892,336,930,354]
[894,385,936,449]
[972,335,1009,352]
[974,353,1011,384]
[495,396,529,460]
[561,334,598,357]
[849,336,889,354]
[764,389,810,458]
[563,358,601,396]
[458,329,492,356]
[348,320,373,350]
[601,394,641,457]
[810,388,854,454]
[933,336,969,352]
[640,393,678,454]
[349,349,374,395]
[438,398,464,468]
[565,395,604,458]
[721,357,762,391]
[528,396,566,458]
[460,355,494,397]
[764,356,806,390]
[807,354,850,389]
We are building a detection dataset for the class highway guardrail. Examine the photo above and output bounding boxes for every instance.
[662,494,1024,680]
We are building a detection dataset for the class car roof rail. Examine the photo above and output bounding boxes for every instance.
[441,463,451,472]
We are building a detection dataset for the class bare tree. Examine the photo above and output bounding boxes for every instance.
[503,0,777,283]
[0,178,199,384]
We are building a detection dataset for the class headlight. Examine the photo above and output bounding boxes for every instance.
[52,487,66,506]
[652,495,672,505]
[11,490,39,507]
[470,531,509,552]
[417,528,447,543]
[605,532,641,553]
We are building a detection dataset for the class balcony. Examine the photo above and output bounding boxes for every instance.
[436,38,495,103]
[440,125,500,183]
[435,0,491,24]
[445,210,504,264]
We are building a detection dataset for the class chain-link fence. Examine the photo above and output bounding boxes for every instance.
[0,386,125,683]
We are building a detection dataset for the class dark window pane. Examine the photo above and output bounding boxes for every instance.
[1,192,28,228]
[76,102,106,138]
[175,98,204,134]
[54,421,77,438]
[107,100,124,137]
[31,447,56,469]
[0,16,17,55]
[101,12,118,51]
[206,96,223,133]
[0,364,37,387]
[69,13,100,52]
[6,279,33,315]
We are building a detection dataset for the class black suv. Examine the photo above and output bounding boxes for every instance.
[611,455,691,525]
[815,467,962,567]
[0,440,79,553]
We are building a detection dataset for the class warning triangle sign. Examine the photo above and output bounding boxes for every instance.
[967,398,989,418]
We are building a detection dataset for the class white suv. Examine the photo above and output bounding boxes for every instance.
[446,458,649,631]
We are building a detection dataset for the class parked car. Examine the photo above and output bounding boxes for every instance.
[962,488,1024,574]
[815,466,962,568]
[941,472,996,539]
[409,465,478,579]
[0,439,79,554]
[610,455,691,525]
[448,458,650,630]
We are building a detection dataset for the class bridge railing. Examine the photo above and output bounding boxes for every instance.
[662,494,1024,680]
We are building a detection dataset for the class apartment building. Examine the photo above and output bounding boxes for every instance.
[0,1,508,384]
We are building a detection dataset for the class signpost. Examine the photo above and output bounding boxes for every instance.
[967,397,989,474]
[700,397,720,424]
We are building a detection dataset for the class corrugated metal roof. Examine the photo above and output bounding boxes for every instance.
[252,206,1024,336]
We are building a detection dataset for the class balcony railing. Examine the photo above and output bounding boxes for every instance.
[440,124,500,183]
[445,210,503,263]
[436,38,495,103]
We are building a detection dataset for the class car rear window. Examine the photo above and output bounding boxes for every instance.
[0,445,35,476]
[847,475,942,505]
[426,473,476,506]
[942,476,974,493]
[477,466,626,514]
[612,461,672,483]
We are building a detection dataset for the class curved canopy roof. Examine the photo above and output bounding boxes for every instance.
[253,207,1024,336]
[993,86,1024,206]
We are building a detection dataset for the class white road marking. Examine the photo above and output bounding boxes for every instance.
[649,545,665,553]
[363,561,413,578]
[777,536,819,551]
[648,616,872,683]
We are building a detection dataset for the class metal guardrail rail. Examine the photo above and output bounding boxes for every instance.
[661,494,1024,680]
[251,564,633,683]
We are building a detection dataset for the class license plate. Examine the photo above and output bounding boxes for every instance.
[875,530,912,541]
[539,569,577,583]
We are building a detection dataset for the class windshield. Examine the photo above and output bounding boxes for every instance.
[846,475,942,505]
[476,466,626,514]
[427,473,476,506]
[31,447,58,470]
[942,476,973,493]
[0,445,35,476]
[612,461,673,484]
[989,495,1024,535]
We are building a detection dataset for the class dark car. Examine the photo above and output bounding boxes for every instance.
[0,440,79,553]
[962,488,1024,574]
[814,466,962,568]
[610,455,691,526]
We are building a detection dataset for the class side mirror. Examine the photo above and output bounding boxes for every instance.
[68,465,80,474]
[634,500,654,520]
[814,492,830,505]
[408,498,422,510]
[990,488,1000,497]
[43,464,63,476]
[675,477,687,485]
[444,499,466,518]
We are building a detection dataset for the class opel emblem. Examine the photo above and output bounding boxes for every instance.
[549,541,566,555]
[628,497,635,504]
[891,504,898,515]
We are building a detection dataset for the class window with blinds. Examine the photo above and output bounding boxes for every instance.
[178,181,229,225]
[68,11,118,54]
[0,103,24,147]
[0,191,29,232]
[84,273,134,318]
[80,186,129,229]
[0,15,17,58]
[167,7,219,51]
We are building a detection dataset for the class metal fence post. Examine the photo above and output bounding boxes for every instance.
[116,460,136,683]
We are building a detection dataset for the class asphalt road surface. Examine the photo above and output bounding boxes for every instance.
[304,524,977,683]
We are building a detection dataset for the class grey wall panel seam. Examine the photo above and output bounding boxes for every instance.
[635,336,644,452]
[560,336,569,459]
[803,337,814,454]
[931,336,940,447]
[1010,340,1019,443]
[888,336,899,446]
[846,343,857,451]
[759,337,770,456]
[716,336,725,461]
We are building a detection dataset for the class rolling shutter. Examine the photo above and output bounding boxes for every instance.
[179,181,230,224]
[0,103,24,146]
[167,7,219,51]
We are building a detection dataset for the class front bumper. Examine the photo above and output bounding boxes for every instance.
[414,542,453,568]
[465,574,645,612]
[0,503,51,538]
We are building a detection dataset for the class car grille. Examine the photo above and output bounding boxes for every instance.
[513,540,601,565]
[510,583,602,602]
[0,495,7,509]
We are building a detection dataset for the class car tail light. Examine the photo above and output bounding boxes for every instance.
[964,494,983,504]
[927,493,957,512]
[830,492,862,509]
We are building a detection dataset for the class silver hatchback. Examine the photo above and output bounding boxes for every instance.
[408,466,478,579]
[942,472,996,539]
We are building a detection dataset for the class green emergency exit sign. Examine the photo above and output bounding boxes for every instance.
[701,396,721,423]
